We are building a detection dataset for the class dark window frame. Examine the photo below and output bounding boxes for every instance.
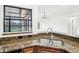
[4,5,32,33]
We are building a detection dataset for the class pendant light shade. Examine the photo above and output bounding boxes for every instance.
[43,11,46,21]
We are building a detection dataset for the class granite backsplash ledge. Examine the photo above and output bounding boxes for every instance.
[0,33,49,45]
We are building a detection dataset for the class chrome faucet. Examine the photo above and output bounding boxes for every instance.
[47,27,53,39]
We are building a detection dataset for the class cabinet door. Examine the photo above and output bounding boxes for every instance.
[22,47,33,53]
[76,19,79,36]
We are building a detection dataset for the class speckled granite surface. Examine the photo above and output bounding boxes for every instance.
[0,33,79,53]
[0,38,78,53]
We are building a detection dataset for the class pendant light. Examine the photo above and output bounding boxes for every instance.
[43,11,46,21]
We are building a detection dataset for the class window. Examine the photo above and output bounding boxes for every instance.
[4,5,32,33]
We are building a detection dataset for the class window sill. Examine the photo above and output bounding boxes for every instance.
[0,31,34,38]
[2,31,32,35]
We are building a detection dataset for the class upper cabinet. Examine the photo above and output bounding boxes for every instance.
[76,18,79,36]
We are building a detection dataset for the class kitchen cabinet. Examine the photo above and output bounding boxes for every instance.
[22,45,69,53]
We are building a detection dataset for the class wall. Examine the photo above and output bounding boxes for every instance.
[38,5,79,37]
[0,5,3,35]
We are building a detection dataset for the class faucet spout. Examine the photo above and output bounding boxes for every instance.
[47,27,53,39]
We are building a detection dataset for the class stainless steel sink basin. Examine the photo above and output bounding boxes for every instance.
[32,38,64,47]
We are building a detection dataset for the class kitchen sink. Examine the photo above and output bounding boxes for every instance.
[32,38,64,47]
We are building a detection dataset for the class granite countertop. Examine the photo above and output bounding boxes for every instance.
[54,37,79,53]
[0,36,79,53]
[0,32,79,53]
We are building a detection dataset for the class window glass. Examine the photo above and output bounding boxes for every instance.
[4,5,32,32]
[11,20,22,32]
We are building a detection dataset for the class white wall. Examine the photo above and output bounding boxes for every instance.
[38,5,79,37]
[0,5,3,35]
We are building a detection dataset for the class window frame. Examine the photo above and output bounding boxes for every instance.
[3,5,32,33]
